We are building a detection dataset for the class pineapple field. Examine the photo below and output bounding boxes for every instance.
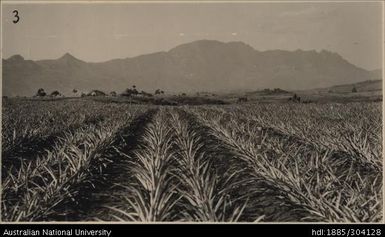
[1,98,382,222]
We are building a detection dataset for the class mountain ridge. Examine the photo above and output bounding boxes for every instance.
[2,40,381,96]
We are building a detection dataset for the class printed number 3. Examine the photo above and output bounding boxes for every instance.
[12,10,19,24]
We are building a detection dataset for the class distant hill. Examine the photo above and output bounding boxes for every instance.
[246,88,290,96]
[305,79,382,94]
[370,69,382,79]
[2,40,380,96]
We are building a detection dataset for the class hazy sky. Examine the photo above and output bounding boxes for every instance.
[2,2,383,70]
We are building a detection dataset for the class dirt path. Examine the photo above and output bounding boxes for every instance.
[179,108,312,222]
[61,108,158,221]
[79,107,250,222]
[57,107,312,222]
[167,108,247,221]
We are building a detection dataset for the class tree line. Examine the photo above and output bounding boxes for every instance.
[34,85,166,98]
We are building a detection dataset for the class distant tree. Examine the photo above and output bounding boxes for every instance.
[238,97,248,103]
[352,87,358,93]
[73,89,78,94]
[88,90,106,96]
[181,93,186,96]
[50,90,61,97]
[273,88,287,93]
[290,93,301,103]
[140,90,153,97]
[110,91,117,97]
[122,87,139,97]
[133,85,136,89]
[122,88,131,97]
[153,89,165,95]
[36,88,46,97]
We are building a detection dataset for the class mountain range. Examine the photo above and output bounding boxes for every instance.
[2,40,381,96]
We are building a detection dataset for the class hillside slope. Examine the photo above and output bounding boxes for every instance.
[2,40,379,96]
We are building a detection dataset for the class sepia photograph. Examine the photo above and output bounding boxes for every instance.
[1,0,383,223]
